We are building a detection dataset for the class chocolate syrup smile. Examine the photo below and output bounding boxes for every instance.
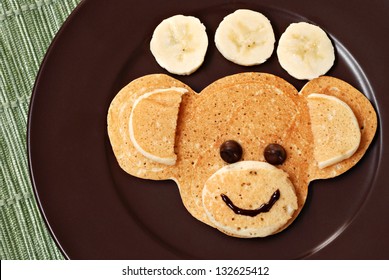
[221,189,280,217]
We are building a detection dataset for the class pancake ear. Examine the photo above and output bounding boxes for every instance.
[129,86,187,166]
[107,74,191,180]
[300,76,377,180]
[307,93,361,169]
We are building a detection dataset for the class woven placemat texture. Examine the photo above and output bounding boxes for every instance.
[1,0,81,260]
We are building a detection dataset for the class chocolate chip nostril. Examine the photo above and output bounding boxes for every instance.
[220,140,243,163]
[264,143,287,165]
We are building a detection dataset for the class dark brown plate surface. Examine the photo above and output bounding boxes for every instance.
[28,0,389,259]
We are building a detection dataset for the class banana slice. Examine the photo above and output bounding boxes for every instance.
[277,22,335,80]
[214,9,275,66]
[150,15,208,75]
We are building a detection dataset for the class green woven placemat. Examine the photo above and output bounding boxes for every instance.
[0,0,81,260]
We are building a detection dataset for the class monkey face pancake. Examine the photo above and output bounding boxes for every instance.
[107,73,377,238]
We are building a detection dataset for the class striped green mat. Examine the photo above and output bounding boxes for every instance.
[1,0,81,260]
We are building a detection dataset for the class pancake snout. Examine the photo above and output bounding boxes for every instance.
[202,161,298,237]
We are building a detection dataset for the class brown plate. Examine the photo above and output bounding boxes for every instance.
[28,0,388,259]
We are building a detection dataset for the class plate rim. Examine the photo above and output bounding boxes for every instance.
[27,0,87,260]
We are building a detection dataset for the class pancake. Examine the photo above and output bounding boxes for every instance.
[307,93,361,169]
[107,74,193,180]
[107,72,377,237]
[202,161,298,237]
[129,87,187,165]
[174,73,313,228]
[300,76,377,180]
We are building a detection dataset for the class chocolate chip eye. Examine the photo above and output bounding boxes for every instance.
[220,140,243,163]
[264,143,287,165]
